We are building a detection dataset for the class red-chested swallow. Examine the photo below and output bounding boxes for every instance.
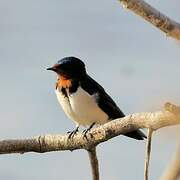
[47,57,146,140]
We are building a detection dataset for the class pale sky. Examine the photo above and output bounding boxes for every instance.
[0,0,180,179]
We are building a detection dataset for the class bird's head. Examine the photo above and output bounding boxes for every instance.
[47,57,86,79]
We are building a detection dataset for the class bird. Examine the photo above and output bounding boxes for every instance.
[47,56,146,140]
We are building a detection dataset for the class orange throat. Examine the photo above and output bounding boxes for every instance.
[56,76,72,89]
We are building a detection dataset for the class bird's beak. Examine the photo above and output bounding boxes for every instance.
[46,67,56,71]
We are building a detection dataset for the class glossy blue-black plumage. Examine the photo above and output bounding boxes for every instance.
[56,57,86,78]
[57,56,85,67]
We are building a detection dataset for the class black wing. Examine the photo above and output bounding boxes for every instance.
[81,74,146,140]
[81,74,125,119]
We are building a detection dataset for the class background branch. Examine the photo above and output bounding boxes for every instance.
[118,0,180,40]
[160,143,180,180]
[0,102,179,155]
[144,128,153,180]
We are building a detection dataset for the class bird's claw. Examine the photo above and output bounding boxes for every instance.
[67,127,79,139]
[83,129,93,139]
[83,122,95,139]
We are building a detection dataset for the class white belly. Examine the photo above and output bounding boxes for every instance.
[55,87,108,126]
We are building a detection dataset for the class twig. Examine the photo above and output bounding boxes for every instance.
[118,0,180,40]
[88,147,99,180]
[144,128,153,180]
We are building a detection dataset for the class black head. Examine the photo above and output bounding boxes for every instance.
[47,57,86,78]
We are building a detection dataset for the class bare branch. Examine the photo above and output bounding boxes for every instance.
[118,0,180,40]
[0,102,179,155]
[144,129,153,180]
[160,143,180,180]
[88,148,99,180]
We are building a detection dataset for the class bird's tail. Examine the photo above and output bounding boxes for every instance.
[124,130,147,140]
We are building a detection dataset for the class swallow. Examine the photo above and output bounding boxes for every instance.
[47,56,146,140]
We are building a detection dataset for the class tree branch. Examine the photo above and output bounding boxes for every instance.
[88,147,99,180]
[160,143,180,180]
[118,0,180,40]
[144,128,153,180]
[0,102,179,155]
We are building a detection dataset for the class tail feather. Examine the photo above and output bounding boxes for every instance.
[124,130,147,140]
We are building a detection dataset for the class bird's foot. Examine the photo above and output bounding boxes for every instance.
[67,126,79,139]
[83,122,95,139]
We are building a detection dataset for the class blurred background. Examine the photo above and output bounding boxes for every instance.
[0,0,180,179]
